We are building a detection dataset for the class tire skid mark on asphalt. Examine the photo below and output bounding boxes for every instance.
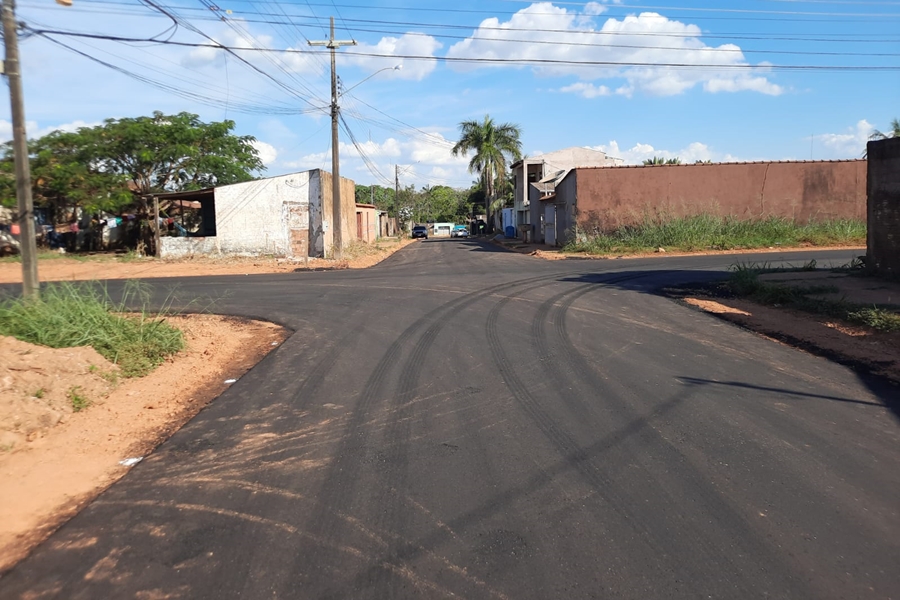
[293,271,579,593]
[485,273,695,586]
[562,287,900,533]
[92,499,366,560]
[350,271,578,597]
[545,280,817,597]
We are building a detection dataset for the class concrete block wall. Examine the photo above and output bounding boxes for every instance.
[160,236,219,258]
[563,160,867,241]
[214,172,314,257]
[866,137,900,276]
[318,170,358,257]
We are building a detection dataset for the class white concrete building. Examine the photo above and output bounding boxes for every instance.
[511,147,622,243]
[154,170,356,259]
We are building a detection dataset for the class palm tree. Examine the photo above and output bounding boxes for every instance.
[642,156,682,165]
[870,118,900,141]
[863,118,899,158]
[451,115,522,232]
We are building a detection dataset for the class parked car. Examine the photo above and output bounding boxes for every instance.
[451,224,469,238]
[411,225,428,239]
[0,230,20,257]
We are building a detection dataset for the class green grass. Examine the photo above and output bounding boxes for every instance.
[0,249,148,264]
[0,280,185,377]
[726,264,900,333]
[565,215,866,255]
[67,386,91,412]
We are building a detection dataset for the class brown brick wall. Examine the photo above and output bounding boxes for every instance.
[568,160,867,233]
[866,138,900,276]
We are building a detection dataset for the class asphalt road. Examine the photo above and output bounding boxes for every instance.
[2,241,898,599]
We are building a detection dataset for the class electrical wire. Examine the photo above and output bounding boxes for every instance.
[27,28,900,70]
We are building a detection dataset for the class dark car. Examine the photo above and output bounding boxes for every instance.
[411,225,428,239]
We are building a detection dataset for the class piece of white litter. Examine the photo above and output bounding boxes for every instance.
[119,457,143,467]
[224,379,238,384]
[271,342,279,346]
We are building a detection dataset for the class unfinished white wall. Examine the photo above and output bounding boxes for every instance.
[214,172,316,257]
[160,237,219,258]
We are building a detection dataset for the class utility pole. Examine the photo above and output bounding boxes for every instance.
[309,17,355,259]
[395,164,399,221]
[2,0,38,297]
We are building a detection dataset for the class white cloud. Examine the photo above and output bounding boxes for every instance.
[559,82,611,98]
[584,1,621,17]
[593,140,720,164]
[446,3,782,97]
[277,129,471,188]
[251,140,278,166]
[0,119,99,143]
[816,119,872,157]
[181,24,324,76]
[347,34,442,81]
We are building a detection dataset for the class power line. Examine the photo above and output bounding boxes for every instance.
[34,32,326,114]
[26,28,900,70]
[20,1,900,38]
[48,0,900,21]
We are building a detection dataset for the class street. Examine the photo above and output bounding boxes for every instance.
[2,240,898,599]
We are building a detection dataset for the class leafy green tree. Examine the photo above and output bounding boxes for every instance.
[0,134,131,213]
[1,112,263,214]
[451,115,522,229]
[355,184,396,215]
[83,111,263,196]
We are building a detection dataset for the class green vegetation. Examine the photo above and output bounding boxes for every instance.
[33,388,45,399]
[566,215,866,255]
[0,111,264,213]
[452,115,523,226]
[0,281,184,377]
[727,263,900,333]
[642,156,682,165]
[67,386,91,412]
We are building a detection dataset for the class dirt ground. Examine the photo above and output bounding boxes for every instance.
[678,270,900,385]
[0,237,416,284]
[2,239,897,575]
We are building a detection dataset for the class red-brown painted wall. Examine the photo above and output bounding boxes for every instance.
[570,160,867,232]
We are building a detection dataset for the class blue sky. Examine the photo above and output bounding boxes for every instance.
[3,0,898,189]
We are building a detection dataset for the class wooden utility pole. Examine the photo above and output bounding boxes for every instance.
[2,0,39,297]
[309,17,355,259]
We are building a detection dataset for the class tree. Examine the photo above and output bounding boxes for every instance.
[643,156,681,165]
[451,115,522,231]
[0,133,132,214]
[355,184,395,214]
[870,118,900,141]
[1,112,264,214]
[83,111,263,198]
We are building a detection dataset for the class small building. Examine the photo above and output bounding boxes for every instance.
[511,147,623,242]
[150,170,356,259]
[355,203,378,243]
[433,222,453,237]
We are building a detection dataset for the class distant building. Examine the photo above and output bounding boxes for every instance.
[151,170,356,259]
[511,147,623,242]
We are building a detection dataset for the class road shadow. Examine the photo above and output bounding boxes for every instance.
[556,270,900,424]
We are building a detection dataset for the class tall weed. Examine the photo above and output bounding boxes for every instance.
[0,281,184,377]
[567,215,865,254]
